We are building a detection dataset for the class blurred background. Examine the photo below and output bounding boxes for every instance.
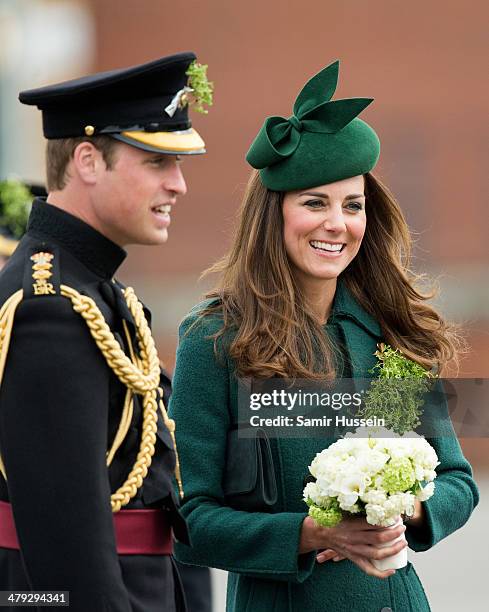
[1,1,487,609]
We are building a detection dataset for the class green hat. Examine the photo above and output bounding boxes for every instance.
[246,60,380,191]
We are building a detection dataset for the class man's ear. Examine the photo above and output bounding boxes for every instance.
[72,142,105,185]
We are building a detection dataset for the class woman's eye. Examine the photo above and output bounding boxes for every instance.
[345,201,364,211]
[304,199,324,209]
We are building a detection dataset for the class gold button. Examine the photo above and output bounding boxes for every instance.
[84,125,95,136]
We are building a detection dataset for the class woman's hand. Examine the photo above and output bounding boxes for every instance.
[316,548,346,564]
[299,515,407,579]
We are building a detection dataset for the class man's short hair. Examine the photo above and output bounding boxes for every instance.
[46,136,120,191]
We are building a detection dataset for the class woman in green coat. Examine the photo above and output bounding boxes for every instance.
[169,61,479,611]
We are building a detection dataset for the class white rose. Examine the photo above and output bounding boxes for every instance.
[383,496,403,518]
[399,491,416,516]
[337,472,369,498]
[361,489,387,505]
[365,503,386,526]
[417,481,435,502]
[357,449,389,474]
[414,465,425,480]
[303,481,321,504]
[385,492,414,517]
[423,469,437,482]
[338,492,359,511]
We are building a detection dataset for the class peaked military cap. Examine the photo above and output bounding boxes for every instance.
[0,180,44,257]
[246,60,380,191]
[19,52,209,155]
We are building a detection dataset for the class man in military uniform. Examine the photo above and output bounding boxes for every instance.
[0,52,211,611]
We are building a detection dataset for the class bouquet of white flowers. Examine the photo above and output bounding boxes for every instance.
[304,432,438,528]
[303,432,439,569]
[303,344,440,569]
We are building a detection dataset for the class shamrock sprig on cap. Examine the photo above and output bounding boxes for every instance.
[185,61,214,114]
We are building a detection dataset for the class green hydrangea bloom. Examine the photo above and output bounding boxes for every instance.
[308,501,342,527]
[382,457,416,493]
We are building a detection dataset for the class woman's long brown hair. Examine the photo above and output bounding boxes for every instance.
[198,170,462,378]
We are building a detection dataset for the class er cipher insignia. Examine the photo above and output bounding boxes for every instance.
[30,252,56,295]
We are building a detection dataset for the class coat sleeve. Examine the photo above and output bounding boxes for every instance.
[0,296,132,611]
[405,381,479,552]
[169,314,315,584]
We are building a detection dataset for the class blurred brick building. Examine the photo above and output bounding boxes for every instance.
[81,0,489,364]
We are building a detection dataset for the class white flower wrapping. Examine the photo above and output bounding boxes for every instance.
[304,429,439,528]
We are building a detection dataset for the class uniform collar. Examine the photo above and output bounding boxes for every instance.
[27,199,126,279]
[330,278,382,338]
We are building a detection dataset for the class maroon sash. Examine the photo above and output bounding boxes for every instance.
[0,500,173,555]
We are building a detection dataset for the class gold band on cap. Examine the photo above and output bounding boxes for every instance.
[120,128,205,153]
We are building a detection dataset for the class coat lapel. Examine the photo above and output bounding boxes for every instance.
[332,280,383,378]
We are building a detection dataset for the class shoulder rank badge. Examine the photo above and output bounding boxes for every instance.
[30,252,56,296]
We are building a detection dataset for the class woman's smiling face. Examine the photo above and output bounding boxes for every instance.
[282,175,366,290]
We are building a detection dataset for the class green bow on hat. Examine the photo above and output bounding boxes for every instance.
[246,60,380,191]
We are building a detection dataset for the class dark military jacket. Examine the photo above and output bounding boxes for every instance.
[0,199,187,611]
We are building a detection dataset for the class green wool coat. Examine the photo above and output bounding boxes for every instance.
[169,282,479,612]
